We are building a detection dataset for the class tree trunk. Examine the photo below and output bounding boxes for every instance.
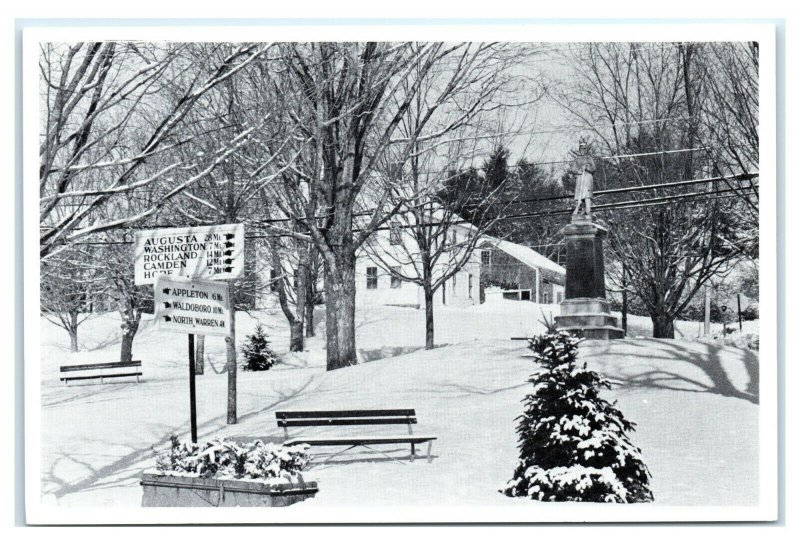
[305,298,315,337]
[290,251,308,352]
[195,335,205,375]
[272,243,305,352]
[652,312,675,339]
[68,310,79,352]
[290,321,304,352]
[120,328,135,363]
[424,286,435,350]
[119,304,141,364]
[305,245,318,337]
[226,282,237,424]
[69,330,79,352]
[324,252,357,371]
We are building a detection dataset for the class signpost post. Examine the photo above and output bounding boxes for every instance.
[138,223,244,443]
[737,293,743,332]
[188,334,197,443]
[154,275,235,442]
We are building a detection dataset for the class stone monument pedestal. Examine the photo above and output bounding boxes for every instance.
[554,215,624,340]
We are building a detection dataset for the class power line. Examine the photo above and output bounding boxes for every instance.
[469,172,758,208]
[43,172,758,236]
[67,184,757,246]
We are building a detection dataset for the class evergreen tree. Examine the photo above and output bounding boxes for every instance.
[482,145,512,195]
[502,331,653,502]
[241,324,281,371]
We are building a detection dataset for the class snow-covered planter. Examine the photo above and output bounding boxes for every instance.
[501,331,653,503]
[142,437,317,507]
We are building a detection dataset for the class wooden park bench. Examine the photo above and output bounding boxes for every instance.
[276,409,436,464]
[60,360,143,385]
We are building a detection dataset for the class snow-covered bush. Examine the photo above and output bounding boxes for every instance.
[501,331,653,503]
[154,436,309,482]
[241,324,281,371]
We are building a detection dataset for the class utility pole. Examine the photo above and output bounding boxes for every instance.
[621,263,628,334]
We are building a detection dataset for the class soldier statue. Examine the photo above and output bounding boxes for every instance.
[571,139,596,216]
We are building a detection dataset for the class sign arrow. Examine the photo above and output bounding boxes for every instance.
[164,316,172,322]
[223,249,233,257]
[162,288,171,295]
[223,258,233,265]
[223,266,234,273]
[224,241,235,249]
[164,302,172,309]
[225,233,235,240]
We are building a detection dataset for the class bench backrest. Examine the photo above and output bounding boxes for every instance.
[60,361,142,373]
[276,409,417,428]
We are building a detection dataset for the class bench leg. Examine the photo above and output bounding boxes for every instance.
[426,441,433,463]
[410,444,415,462]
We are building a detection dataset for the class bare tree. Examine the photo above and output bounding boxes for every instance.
[97,238,152,364]
[40,246,100,351]
[268,227,311,352]
[696,42,760,249]
[265,42,525,370]
[363,133,513,350]
[39,41,268,258]
[556,43,750,337]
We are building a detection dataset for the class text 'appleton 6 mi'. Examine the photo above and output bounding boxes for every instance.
[134,223,244,285]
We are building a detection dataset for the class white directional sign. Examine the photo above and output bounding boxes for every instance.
[134,223,244,285]
[154,276,232,337]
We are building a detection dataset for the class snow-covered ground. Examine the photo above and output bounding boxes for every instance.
[37,299,759,508]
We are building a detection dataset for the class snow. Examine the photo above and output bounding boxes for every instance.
[481,235,566,276]
[37,298,759,508]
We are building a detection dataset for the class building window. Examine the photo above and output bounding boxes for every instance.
[389,221,401,245]
[390,266,402,289]
[468,274,473,298]
[481,250,491,265]
[366,266,378,290]
[450,231,457,247]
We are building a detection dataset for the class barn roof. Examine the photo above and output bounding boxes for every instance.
[481,237,566,276]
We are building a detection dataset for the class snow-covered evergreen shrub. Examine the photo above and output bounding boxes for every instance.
[154,436,309,483]
[241,324,280,371]
[501,331,653,503]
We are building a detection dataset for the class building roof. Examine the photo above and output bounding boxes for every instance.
[481,237,566,276]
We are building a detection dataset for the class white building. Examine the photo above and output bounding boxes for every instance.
[355,213,481,309]
[260,211,563,311]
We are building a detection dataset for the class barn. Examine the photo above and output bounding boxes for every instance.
[477,237,566,304]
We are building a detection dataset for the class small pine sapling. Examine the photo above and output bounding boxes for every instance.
[241,324,281,371]
[501,331,653,503]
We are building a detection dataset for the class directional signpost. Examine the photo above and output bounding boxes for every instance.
[134,223,244,285]
[136,223,245,443]
[155,276,232,337]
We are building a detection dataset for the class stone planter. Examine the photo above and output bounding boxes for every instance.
[140,471,318,507]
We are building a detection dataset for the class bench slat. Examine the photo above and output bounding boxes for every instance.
[61,372,143,382]
[278,417,417,427]
[60,361,142,372]
[276,409,415,419]
[284,436,436,447]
